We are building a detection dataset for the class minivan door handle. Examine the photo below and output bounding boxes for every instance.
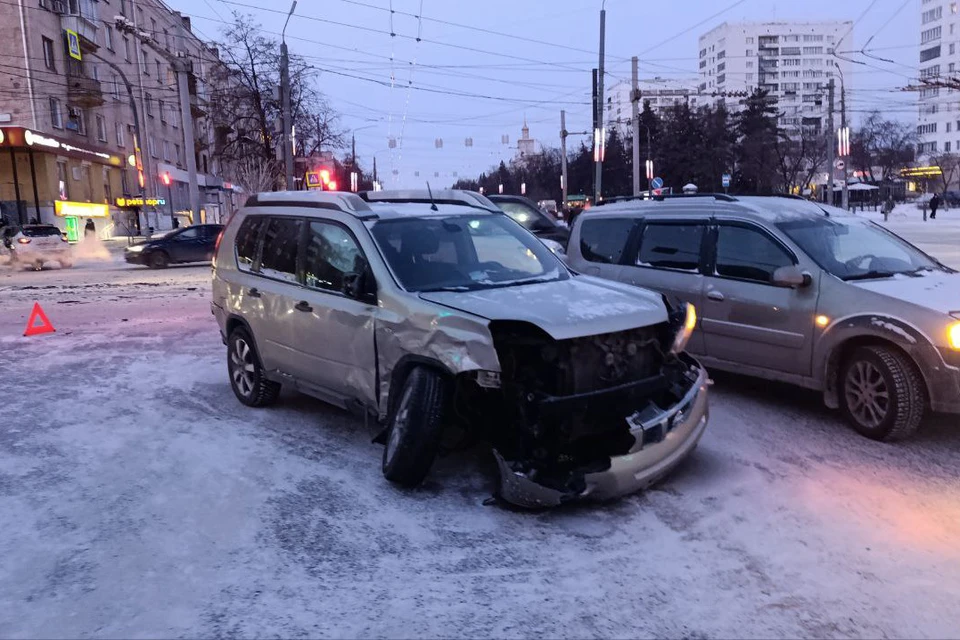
[247,287,261,298]
[707,290,725,302]
[295,301,313,313]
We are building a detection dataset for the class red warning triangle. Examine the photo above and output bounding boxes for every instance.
[23,302,55,337]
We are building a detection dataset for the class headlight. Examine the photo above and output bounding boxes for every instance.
[126,245,145,253]
[671,303,697,354]
[949,319,960,351]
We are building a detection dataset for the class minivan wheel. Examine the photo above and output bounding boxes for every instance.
[149,251,169,269]
[382,367,448,487]
[228,327,281,407]
[840,346,924,441]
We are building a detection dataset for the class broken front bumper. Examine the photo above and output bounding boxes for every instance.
[494,356,710,508]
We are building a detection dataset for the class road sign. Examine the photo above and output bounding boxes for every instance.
[835,159,845,171]
[651,176,664,190]
[722,173,731,188]
[305,171,321,188]
[652,188,662,196]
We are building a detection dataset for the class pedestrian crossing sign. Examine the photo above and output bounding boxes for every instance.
[306,171,321,188]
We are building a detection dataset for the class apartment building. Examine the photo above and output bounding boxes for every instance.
[916,0,960,161]
[604,78,704,136]
[698,21,853,135]
[0,0,239,238]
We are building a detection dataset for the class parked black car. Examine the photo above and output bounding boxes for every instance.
[124,224,224,268]
[487,194,570,246]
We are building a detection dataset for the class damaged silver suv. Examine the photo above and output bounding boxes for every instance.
[211,190,708,507]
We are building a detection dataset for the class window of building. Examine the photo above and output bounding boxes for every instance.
[803,46,823,54]
[149,136,157,158]
[803,34,824,42]
[304,222,366,293]
[951,62,957,72]
[96,114,107,142]
[156,60,163,84]
[717,73,726,84]
[174,144,182,165]
[158,100,166,123]
[636,223,704,272]
[115,121,125,146]
[137,6,144,25]
[922,26,942,43]
[746,37,754,44]
[42,36,56,71]
[259,218,303,282]
[921,65,941,78]
[952,43,957,55]
[923,6,943,24]
[67,106,85,134]
[785,35,800,43]
[746,73,754,81]
[142,51,149,75]
[579,218,634,264]
[151,18,157,36]
[746,60,754,68]
[162,140,171,161]
[57,161,69,200]
[102,166,112,204]
[718,62,726,72]
[715,225,794,284]
[123,37,131,61]
[104,25,114,51]
[49,97,62,129]
[145,93,153,118]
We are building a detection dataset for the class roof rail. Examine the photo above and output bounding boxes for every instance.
[359,189,501,212]
[244,191,375,217]
[596,193,739,206]
[773,193,807,200]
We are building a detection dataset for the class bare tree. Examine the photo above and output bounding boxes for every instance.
[775,126,827,194]
[851,111,917,182]
[930,152,960,193]
[234,156,279,195]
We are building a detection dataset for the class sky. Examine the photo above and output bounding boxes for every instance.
[164,0,921,188]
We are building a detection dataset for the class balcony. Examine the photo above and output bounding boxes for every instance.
[60,14,99,53]
[66,73,103,108]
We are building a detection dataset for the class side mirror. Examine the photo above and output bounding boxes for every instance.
[343,269,377,303]
[772,265,813,288]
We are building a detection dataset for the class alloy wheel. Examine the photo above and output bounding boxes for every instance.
[844,360,890,429]
[230,337,256,397]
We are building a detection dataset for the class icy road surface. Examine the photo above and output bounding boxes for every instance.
[2,237,960,638]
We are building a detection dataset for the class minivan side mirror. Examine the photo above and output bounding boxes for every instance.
[343,268,377,303]
[772,265,813,288]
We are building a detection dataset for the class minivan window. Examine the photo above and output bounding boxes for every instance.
[637,223,704,271]
[715,224,794,283]
[235,216,266,273]
[304,221,365,293]
[579,217,634,264]
[259,217,302,283]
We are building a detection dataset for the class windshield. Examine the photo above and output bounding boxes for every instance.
[777,217,942,280]
[370,214,566,292]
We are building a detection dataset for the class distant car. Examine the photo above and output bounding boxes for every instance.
[125,224,224,268]
[487,195,570,248]
[10,224,73,270]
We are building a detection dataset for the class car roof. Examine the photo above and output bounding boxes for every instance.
[367,201,501,220]
[587,194,860,223]
[361,189,500,212]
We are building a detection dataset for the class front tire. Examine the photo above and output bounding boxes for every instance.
[382,367,448,487]
[228,327,281,407]
[840,346,925,441]
[149,251,169,269]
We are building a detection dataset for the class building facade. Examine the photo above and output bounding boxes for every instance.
[0,0,239,238]
[698,21,853,134]
[604,78,704,136]
[916,0,960,161]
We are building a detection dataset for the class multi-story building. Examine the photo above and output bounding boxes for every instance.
[0,0,239,238]
[916,0,960,162]
[604,78,703,136]
[698,21,853,135]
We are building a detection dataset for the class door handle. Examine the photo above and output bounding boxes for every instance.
[707,290,725,302]
[295,301,313,313]
[247,287,261,298]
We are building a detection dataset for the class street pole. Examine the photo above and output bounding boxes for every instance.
[594,3,606,203]
[826,78,835,206]
[560,109,568,211]
[281,1,297,191]
[631,56,640,197]
[839,71,849,211]
[129,1,154,234]
[174,63,201,222]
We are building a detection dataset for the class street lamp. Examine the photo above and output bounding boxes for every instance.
[281,0,298,191]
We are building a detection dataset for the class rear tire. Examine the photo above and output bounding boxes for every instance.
[149,251,169,269]
[382,367,448,487]
[840,346,925,442]
[227,327,281,407]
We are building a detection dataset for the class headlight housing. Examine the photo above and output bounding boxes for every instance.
[671,302,697,354]
[126,244,145,253]
[949,313,960,350]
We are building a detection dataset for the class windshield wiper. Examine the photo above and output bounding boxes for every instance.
[842,270,898,281]
[419,285,475,293]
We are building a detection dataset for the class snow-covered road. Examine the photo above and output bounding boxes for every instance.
[2,241,960,638]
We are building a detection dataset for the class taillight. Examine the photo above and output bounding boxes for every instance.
[212,228,225,268]
[17,238,30,244]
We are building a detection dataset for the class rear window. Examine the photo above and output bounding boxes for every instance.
[22,226,62,237]
[578,217,634,264]
[235,216,266,272]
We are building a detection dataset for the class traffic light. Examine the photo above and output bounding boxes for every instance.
[319,169,331,185]
[161,172,171,187]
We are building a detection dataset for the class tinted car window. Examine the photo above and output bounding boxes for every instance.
[579,218,634,264]
[22,226,62,237]
[201,225,223,239]
[304,221,365,293]
[235,216,266,272]
[715,224,794,283]
[259,217,302,283]
[637,223,704,271]
[177,227,200,240]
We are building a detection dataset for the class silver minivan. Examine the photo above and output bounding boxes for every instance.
[211,190,710,507]
[567,194,960,441]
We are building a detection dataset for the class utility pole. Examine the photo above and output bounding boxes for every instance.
[560,109,568,210]
[631,56,640,197]
[128,1,154,234]
[281,1,297,191]
[826,78,835,206]
[840,74,849,211]
[594,3,607,203]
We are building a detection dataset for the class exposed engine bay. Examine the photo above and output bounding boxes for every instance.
[453,304,707,507]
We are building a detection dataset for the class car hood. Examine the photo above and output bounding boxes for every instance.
[849,271,960,314]
[419,275,668,340]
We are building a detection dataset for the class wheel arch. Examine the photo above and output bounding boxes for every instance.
[386,355,455,421]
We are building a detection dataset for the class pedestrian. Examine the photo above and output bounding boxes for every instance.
[84,218,96,238]
[930,193,941,219]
